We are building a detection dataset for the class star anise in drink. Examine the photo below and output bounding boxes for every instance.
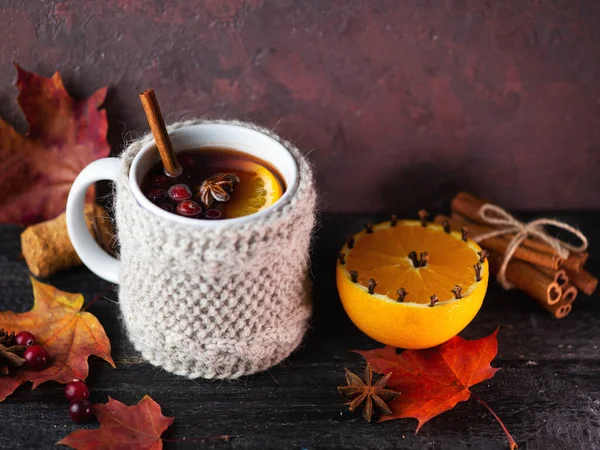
[195,173,240,208]
[338,363,399,422]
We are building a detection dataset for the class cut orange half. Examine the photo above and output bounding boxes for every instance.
[222,165,284,218]
[336,219,489,349]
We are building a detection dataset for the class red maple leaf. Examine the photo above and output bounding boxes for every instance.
[58,396,232,449]
[0,64,109,225]
[58,396,174,450]
[0,278,114,402]
[355,329,517,449]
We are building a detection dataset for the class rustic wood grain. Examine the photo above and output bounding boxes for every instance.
[0,212,599,449]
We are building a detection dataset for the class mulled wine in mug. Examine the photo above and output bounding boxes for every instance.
[65,121,316,380]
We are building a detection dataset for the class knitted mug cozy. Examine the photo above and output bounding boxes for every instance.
[114,120,317,379]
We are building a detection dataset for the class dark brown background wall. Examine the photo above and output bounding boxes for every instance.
[1,0,600,212]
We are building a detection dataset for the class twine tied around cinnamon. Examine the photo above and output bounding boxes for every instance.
[473,204,589,289]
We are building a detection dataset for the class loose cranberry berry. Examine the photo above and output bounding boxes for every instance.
[151,174,168,185]
[24,345,49,370]
[168,184,192,201]
[157,203,174,213]
[69,399,93,424]
[15,331,36,346]
[146,188,167,203]
[65,380,90,402]
[205,209,223,220]
[176,200,202,217]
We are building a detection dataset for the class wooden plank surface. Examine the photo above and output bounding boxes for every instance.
[0,213,599,449]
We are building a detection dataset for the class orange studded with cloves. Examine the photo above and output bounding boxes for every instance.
[336,218,489,349]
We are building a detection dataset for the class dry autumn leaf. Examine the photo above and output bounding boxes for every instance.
[0,64,109,225]
[0,277,114,401]
[355,329,518,450]
[58,396,174,450]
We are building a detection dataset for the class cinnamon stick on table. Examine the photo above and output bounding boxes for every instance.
[535,267,569,289]
[434,215,563,270]
[565,268,598,296]
[546,297,574,320]
[534,267,578,304]
[451,192,588,272]
[560,284,578,305]
[487,251,566,318]
[561,252,589,272]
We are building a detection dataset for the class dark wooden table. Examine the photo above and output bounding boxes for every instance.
[1,213,599,450]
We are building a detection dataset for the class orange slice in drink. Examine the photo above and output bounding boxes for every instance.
[222,165,283,218]
[336,220,489,349]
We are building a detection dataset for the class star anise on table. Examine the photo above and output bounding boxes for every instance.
[195,173,240,208]
[338,363,399,422]
[0,328,26,374]
[0,328,14,346]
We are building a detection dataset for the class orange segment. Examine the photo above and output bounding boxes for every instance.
[222,164,283,218]
[337,220,489,349]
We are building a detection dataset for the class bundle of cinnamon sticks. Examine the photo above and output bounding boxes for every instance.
[434,192,597,319]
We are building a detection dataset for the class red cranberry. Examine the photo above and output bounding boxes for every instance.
[168,184,192,201]
[65,380,90,402]
[176,200,202,217]
[151,174,168,185]
[69,399,93,424]
[205,209,223,220]
[24,345,49,370]
[15,331,36,346]
[157,203,174,213]
[146,188,167,203]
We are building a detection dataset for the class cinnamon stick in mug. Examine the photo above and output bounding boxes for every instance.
[434,215,562,270]
[139,89,182,178]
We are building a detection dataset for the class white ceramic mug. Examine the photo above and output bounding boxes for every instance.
[66,123,299,284]
[65,121,315,379]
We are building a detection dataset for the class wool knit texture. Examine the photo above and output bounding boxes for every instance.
[114,120,316,379]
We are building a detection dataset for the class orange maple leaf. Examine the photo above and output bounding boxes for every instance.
[58,396,174,450]
[355,329,518,449]
[0,64,109,225]
[0,277,114,401]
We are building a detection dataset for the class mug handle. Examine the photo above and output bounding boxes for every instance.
[66,158,121,284]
